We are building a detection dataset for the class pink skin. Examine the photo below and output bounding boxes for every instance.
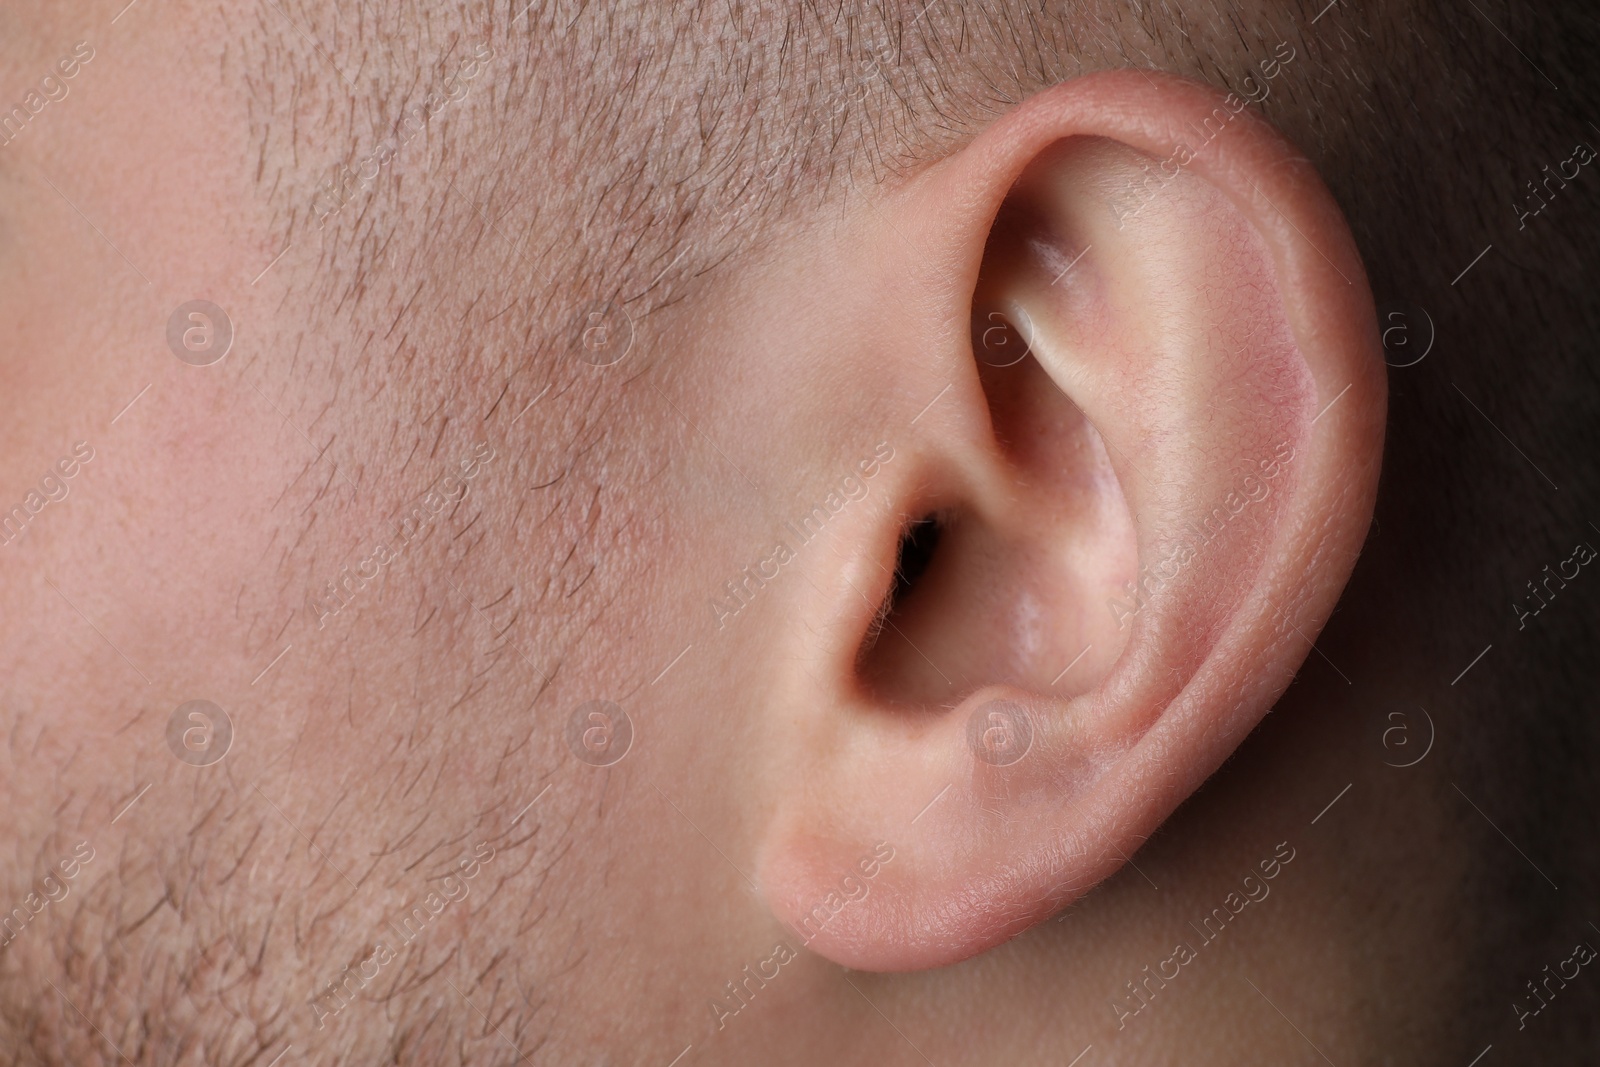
[758,72,1382,973]
[0,9,1433,1062]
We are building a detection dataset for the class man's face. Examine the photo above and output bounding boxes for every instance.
[0,1,1515,1063]
[0,2,790,1058]
[0,4,974,1059]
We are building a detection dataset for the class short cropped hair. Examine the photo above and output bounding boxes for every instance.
[249,0,1600,923]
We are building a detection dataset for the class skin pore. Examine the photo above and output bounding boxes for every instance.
[2,0,1597,1064]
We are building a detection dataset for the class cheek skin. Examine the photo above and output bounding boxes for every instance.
[0,0,335,846]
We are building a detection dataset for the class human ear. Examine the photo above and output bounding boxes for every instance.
[754,71,1384,971]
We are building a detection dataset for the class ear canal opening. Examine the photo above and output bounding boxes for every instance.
[890,514,944,609]
[854,511,950,702]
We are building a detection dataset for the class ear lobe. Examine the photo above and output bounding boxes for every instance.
[756,71,1385,972]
